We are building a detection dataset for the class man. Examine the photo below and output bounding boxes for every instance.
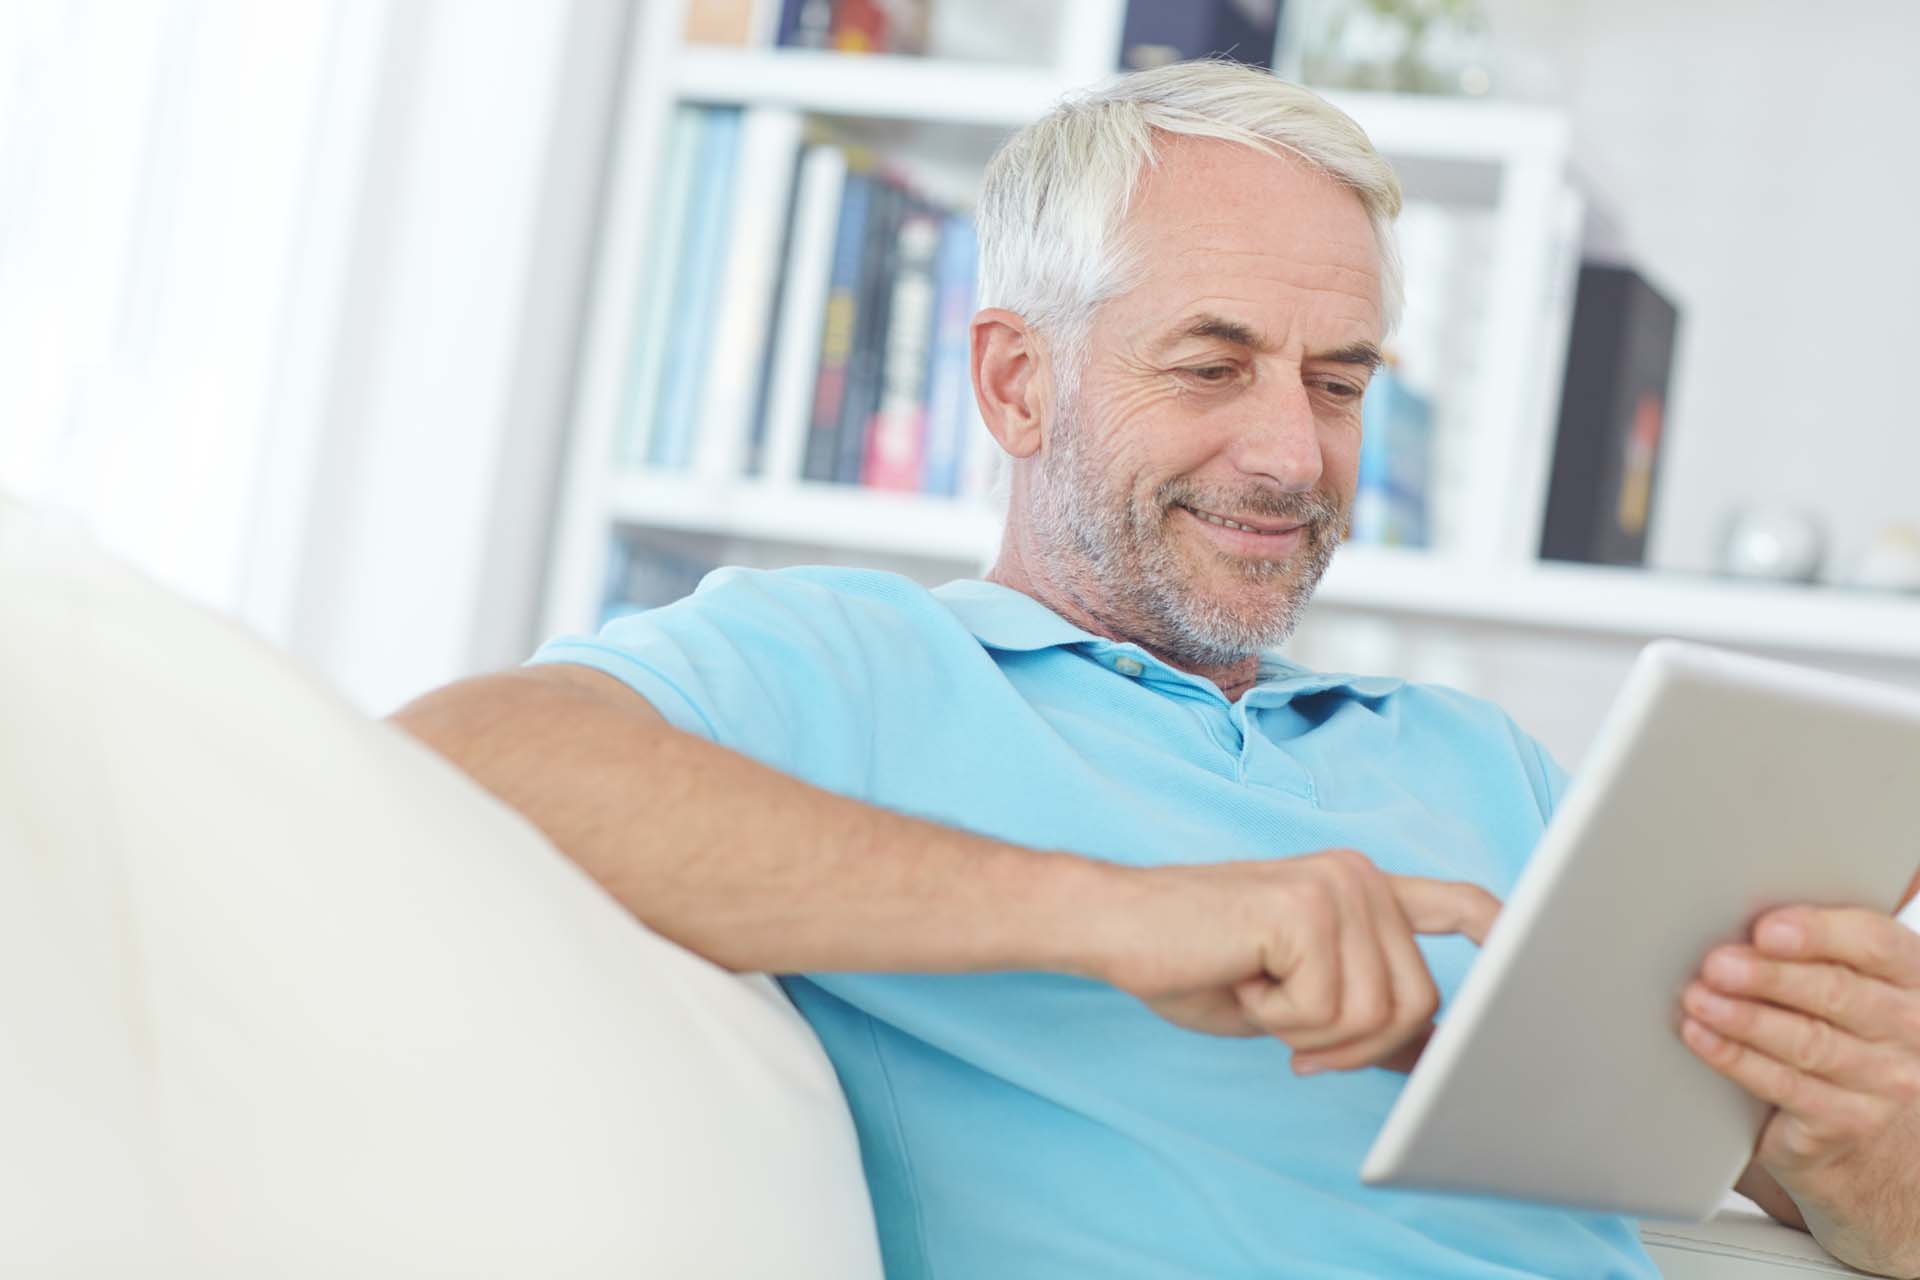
[396,63,1920,1277]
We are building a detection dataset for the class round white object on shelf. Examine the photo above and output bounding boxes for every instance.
[1717,507,1826,583]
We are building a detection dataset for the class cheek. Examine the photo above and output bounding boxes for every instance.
[1091,380,1220,480]
[1319,414,1364,493]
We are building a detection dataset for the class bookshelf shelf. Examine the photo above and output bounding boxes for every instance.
[675,47,1082,127]
[1316,548,1920,663]
[609,471,1000,562]
[674,49,1570,158]
[607,471,1920,662]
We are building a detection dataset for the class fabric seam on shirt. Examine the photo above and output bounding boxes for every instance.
[528,639,724,744]
[865,1014,935,1279]
[1527,736,1561,824]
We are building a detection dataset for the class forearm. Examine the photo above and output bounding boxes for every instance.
[390,668,1119,979]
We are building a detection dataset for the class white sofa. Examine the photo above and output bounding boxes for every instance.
[0,498,1864,1277]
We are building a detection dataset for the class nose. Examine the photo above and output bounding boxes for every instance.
[1226,373,1324,492]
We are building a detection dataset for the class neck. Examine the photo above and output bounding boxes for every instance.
[984,522,1263,703]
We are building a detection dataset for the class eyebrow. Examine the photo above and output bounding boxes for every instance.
[1168,314,1384,371]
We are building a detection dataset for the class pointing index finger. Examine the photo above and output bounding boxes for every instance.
[1388,875,1501,947]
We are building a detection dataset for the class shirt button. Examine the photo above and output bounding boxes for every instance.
[1113,656,1145,678]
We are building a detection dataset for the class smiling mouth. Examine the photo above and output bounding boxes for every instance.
[1176,503,1305,537]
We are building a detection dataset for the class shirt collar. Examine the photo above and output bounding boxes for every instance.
[932,578,1405,700]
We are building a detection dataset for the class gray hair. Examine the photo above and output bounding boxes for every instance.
[976,60,1404,387]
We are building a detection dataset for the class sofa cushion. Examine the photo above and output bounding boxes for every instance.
[0,498,882,1278]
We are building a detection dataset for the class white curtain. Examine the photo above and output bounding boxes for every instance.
[0,0,363,617]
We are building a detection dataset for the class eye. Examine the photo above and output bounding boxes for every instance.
[1311,378,1364,400]
[1182,364,1237,385]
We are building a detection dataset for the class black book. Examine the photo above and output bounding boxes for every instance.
[1119,0,1282,71]
[1539,263,1681,567]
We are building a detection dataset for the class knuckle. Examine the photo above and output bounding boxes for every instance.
[1817,965,1855,1020]
[1328,846,1372,872]
[1901,1000,1920,1048]
[1887,1058,1920,1106]
[1345,991,1391,1034]
[1858,925,1894,970]
[1296,983,1340,1028]
[1292,879,1337,928]
[1796,1017,1842,1074]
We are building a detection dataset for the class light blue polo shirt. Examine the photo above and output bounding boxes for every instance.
[530,565,1657,1279]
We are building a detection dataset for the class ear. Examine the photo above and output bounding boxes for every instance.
[970,308,1047,460]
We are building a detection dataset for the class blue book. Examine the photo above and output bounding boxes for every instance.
[777,0,832,47]
[649,106,743,470]
[1352,369,1433,547]
[919,215,978,496]
[801,167,875,482]
[616,106,702,468]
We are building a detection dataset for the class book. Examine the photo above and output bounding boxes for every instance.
[861,206,941,490]
[692,107,806,480]
[650,107,744,470]
[831,0,889,52]
[777,0,833,47]
[614,106,701,468]
[682,0,780,46]
[801,165,875,482]
[1120,0,1281,71]
[1351,369,1433,548]
[757,142,849,484]
[829,0,928,54]
[1538,263,1680,567]
[833,176,905,483]
[919,214,978,497]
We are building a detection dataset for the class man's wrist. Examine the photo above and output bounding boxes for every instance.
[997,844,1134,984]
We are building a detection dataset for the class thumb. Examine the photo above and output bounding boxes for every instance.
[1388,875,1501,946]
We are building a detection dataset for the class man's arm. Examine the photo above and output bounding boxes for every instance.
[389,664,1499,1072]
[390,663,1109,978]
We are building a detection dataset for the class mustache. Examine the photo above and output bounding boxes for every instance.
[1156,483,1346,527]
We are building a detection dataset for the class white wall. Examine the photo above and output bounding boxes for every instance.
[265,0,627,715]
[1479,0,1920,581]
[1290,2,1920,768]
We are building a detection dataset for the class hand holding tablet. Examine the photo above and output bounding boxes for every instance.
[1361,641,1920,1222]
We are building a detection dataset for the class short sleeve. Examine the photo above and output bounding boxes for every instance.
[525,566,908,789]
[1507,720,1573,826]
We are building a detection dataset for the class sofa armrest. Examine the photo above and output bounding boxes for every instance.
[1641,1199,1869,1277]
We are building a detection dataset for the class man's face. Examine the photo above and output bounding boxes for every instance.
[1022,136,1385,668]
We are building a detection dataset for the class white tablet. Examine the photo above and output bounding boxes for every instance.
[1361,639,1920,1221]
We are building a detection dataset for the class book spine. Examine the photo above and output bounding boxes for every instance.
[682,0,757,45]
[861,207,941,490]
[919,214,978,497]
[831,0,888,52]
[833,176,904,484]
[758,143,848,484]
[650,107,744,471]
[614,106,702,469]
[692,107,805,480]
[777,0,833,47]
[801,167,874,482]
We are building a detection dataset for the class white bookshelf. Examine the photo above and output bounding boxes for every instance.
[675,47,1084,126]
[603,470,1920,662]
[540,0,1920,666]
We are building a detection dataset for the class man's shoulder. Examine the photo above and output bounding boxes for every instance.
[1304,667,1567,820]
[675,564,968,640]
